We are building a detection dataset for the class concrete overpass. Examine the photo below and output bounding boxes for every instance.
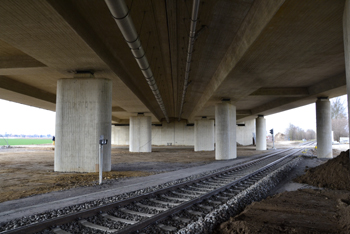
[0,0,348,171]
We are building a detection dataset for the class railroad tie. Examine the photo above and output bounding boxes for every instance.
[158,224,177,231]
[101,213,137,224]
[136,203,168,211]
[119,208,154,217]
[79,220,118,233]
[52,227,71,234]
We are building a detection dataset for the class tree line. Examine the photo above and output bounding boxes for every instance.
[285,97,349,141]
[285,124,315,141]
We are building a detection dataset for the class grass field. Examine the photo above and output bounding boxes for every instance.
[0,138,52,146]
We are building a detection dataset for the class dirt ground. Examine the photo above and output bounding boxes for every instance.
[215,189,350,234]
[215,149,350,234]
[0,145,268,203]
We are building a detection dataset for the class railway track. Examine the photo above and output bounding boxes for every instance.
[1,142,314,234]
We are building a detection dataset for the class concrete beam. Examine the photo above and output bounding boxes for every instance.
[247,74,346,118]
[249,87,309,96]
[236,110,252,116]
[112,106,126,112]
[0,76,56,104]
[308,73,346,95]
[188,0,285,120]
[112,116,121,123]
[46,0,164,121]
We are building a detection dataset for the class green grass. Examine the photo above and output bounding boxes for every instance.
[0,138,52,146]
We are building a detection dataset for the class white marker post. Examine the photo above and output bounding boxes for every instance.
[99,135,108,185]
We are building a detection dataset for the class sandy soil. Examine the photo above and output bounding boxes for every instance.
[214,149,350,234]
[215,189,350,234]
[0,145,266,203]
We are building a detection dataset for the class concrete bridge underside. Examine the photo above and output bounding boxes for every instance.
[0,0,348,171]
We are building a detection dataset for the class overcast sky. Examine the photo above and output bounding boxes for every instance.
[266,94,348,134]
[0,95,348,135]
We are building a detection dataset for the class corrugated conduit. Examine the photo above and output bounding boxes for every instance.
[178,0,200,121]
[105,0,169,123]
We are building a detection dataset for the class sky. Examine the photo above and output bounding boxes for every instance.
[0,95,348,136]
[266,94,348,134]
[0,100,55,135]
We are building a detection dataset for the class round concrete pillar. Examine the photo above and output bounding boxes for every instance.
[194,119,214,151]
[215,102,236,160]
[316,98,333,158]
[256,115,267,150]
[343,0,350,144]
[129,115,152,152]
[55,78,112,172]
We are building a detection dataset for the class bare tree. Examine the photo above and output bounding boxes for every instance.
[331,97,346,119]
[331,97,349,141]
[285,124,315,141]
[305,129,316,140]
[286,123,297,140]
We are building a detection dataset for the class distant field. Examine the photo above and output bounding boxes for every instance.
[0,138,52,146]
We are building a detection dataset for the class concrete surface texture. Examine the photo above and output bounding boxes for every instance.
[129,116,151,152]
[344,0,350,132]
[111,125,129,145]
[236,119,255,146]
[194,119,215,151]
[316,98,333,158]
[256,116,267,150]
[55,78,112,172]
[0,1,346,125]
[112,119,255,147]
[215,102,237,160]
[151,120,194,146]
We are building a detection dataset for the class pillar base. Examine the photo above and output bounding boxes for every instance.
[256,115,267,150]
[316,98,333,159]
[54,78,112,172]
[129,116,152,152]
[215,102,237,160]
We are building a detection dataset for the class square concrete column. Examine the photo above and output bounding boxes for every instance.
[343,0,350,140]
[215,102,237,160]
[316,97,333,159]
[256,115,267,150]
[55,78,112,172]
[129,115,151,152]
[194,118,214,151]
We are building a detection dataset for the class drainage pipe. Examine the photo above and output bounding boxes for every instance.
[178,0,200,121]
[105,0,169,123]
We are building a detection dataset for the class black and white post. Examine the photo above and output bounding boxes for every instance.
[270,129,275,149]
[99,135,108,185]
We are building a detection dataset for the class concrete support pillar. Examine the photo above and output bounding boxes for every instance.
[343,0,350,141]
[215,102,236,160]
[194,118,214,151]
[129,115,151,152]
[256,115,267,150]
[55,78,112,172]
[316,97,333,158]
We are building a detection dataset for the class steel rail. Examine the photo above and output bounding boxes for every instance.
[116,148,302,233]
[2,148,302,234]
